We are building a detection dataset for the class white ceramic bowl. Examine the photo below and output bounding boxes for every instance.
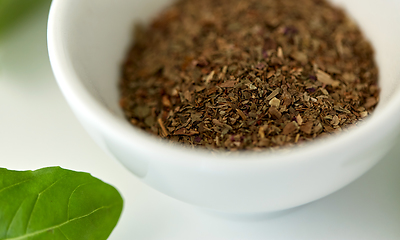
[48,0,400,213]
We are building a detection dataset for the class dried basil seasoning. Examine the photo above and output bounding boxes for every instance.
[119,0,379,150]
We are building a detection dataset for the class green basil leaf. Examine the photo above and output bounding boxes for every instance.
[0,167,123,240]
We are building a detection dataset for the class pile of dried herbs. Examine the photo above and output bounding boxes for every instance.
[119,0,379,150]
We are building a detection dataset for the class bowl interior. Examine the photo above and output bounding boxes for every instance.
[51,0,400,159]
[61,0,400,116]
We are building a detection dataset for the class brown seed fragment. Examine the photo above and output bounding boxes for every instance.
[162,95,172,107]
[135,106,150,118]
[269,97,281,108]
[313,123,323,134]
[290,51,308,65]
[236,109,247,121]
[174,128,199,136]
[258,125,267,139]
[364,97,378,109]
[266,71,275,79]
[295,134,300,143]
[194,86,206,92]
[360,111,369,118]
[300,122,313,135]
[268,107,282,119]
[220,80,237,88]
[316,70,341,87]
[266,88,281,101]
[183,90,192,102]
[331,115,340,126]
[277,47,284,59]
[282,122,298,135]
[158,118,169,137]
[342,73,357,82]
[212,119,223,126]
[205,71,215,84]
[295,115,303,126]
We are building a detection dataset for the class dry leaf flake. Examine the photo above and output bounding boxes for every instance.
[119,0,380,150]
[316,70,341,87]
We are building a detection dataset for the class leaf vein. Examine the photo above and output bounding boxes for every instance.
[24,195,39,234]
[58,228,71,240]
[5,198,26,237]
[38,175,67,197]
[25,176,66,233]
[4,202,120,240]
[0,179,33,194]
[66,182,92,220]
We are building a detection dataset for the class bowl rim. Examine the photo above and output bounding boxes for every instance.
[47,0,400,167]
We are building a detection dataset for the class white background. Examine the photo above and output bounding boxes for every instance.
[1,3,400,240]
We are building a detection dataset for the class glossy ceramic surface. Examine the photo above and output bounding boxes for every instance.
[48,0,400,213]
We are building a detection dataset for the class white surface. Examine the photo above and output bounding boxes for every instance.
[47,0,400,213]
[1,3,400,240]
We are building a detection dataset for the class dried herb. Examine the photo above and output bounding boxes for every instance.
[120,0,379,150]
